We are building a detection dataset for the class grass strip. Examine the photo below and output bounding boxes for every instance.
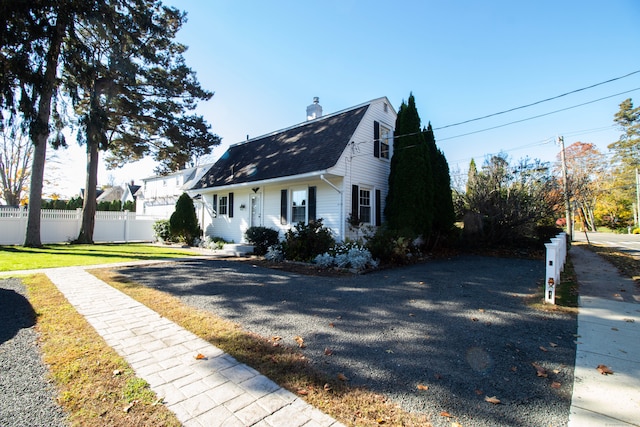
[24,274,181,427]
[92,268,431,427]
[0,243,196,271]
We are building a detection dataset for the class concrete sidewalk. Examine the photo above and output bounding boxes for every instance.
[568,245,640,427]
[44,266,344,427]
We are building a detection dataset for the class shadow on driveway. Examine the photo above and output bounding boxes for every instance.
[115,255,576,427]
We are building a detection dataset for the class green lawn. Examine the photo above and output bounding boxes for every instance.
[0,243,198,271]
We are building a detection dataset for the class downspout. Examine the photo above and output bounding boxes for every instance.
[320,174,343,240]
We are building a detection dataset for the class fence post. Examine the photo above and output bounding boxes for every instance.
[124,210,130,242]
[544,242,559,304]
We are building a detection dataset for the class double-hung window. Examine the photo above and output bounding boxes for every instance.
[359,189,371,224]
[380,125,390,159]
[291,189,307,223]
[219,196,228,215]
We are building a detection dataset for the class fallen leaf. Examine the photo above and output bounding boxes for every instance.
[194,353,207,360]
[532,362,548,377]
[386,349,394,354]
[478,308,485,312]
[123,400,138,413]
[323,383,332,392]
[440,411,452,418]
[539,346,548,352]
[484,395,501,405]
[416,384,429,391]
[337,373,348,381]
[152,397,164,406]
[551,381,561,389]
[271,335,282,341]
[623,318,635,323]
[510,366,517,372]
[451,423,463,427]
[112,369,122,376]
[471,317,479,322]
[328,322,335,328]
[376,418,386,424]
[297,389,308,395]
[294,336,306,348]
[409,313,415,317]
[611,327,619,331]
[474,389,483,395]
[418,281,424,285]
[324,347,334,356]
[597,364,614,375]
[549,342,558,347]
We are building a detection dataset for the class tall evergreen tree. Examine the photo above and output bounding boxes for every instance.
[385,93,434,237]
[424,123,455,234]
[63,1,219,243]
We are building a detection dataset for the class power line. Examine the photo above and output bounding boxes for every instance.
[437,87,640,142]
[434,69,640,130]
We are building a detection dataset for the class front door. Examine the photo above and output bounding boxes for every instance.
[250,194,261,227]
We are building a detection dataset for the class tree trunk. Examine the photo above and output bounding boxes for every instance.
[24,14,66,247]
[75,141,99,244]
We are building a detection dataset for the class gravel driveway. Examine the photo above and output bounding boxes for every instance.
[116,255,577,427]
[0,279,68,427]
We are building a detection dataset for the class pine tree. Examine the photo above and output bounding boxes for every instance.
[424,123,455,234]
[385,94,434,237]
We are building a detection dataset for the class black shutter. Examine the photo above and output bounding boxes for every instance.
[373,121,380,158]
[228,192,234,218]
[308,186,316,222]
[212,194,217,217]
[280,189,288,225]
[351,185,359,221]
[375,189,382,226]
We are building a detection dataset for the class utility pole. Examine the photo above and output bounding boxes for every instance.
[636,168,640,228]
[558,136,572,241]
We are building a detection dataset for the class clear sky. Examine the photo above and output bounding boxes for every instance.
[53,0,640,197]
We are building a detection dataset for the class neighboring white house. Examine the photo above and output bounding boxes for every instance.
[135,164,212,218]
[188,97,396,243]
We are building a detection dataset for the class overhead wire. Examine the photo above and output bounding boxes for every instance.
[433,69,640,130]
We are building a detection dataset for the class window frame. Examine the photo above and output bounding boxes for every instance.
[358,188,372,224]
[218,195,228,215]
[290,187,307,224]
[379,124,391,159]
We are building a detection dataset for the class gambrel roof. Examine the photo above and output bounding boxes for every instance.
[192,103,370,189]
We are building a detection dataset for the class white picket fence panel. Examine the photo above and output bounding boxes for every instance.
[0,208,161,245]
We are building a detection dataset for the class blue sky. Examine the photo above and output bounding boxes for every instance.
[56,0,640,196]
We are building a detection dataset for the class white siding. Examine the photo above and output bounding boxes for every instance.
[328,98,396,239]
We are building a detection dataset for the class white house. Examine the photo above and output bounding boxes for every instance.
[189,97,396,243]
[135,163,212,218]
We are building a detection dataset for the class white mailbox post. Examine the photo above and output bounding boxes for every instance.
[544,242,559,304]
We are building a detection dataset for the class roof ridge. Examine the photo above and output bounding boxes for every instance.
[228,97,387,149]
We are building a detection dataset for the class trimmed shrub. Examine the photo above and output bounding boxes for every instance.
[364,226,417,265]
[245,226,280,255]
[281,219,335,262]
[169,193,201,245]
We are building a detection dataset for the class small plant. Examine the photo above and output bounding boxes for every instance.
[264,244,284,262]
[245,226,280,255]
[152,219,172,243]
[200,236,227,250]
[281,219,335,262]
[313,242,378,271]
[364,226,417,265]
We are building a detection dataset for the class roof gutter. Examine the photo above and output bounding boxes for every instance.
[188,170,335,194]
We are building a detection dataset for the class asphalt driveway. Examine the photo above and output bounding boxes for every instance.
[115,255,576,427]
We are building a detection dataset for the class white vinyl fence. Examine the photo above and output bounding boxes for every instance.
[0,207,160,245]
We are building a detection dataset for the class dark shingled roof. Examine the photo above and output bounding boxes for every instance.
[192,104,369,189]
